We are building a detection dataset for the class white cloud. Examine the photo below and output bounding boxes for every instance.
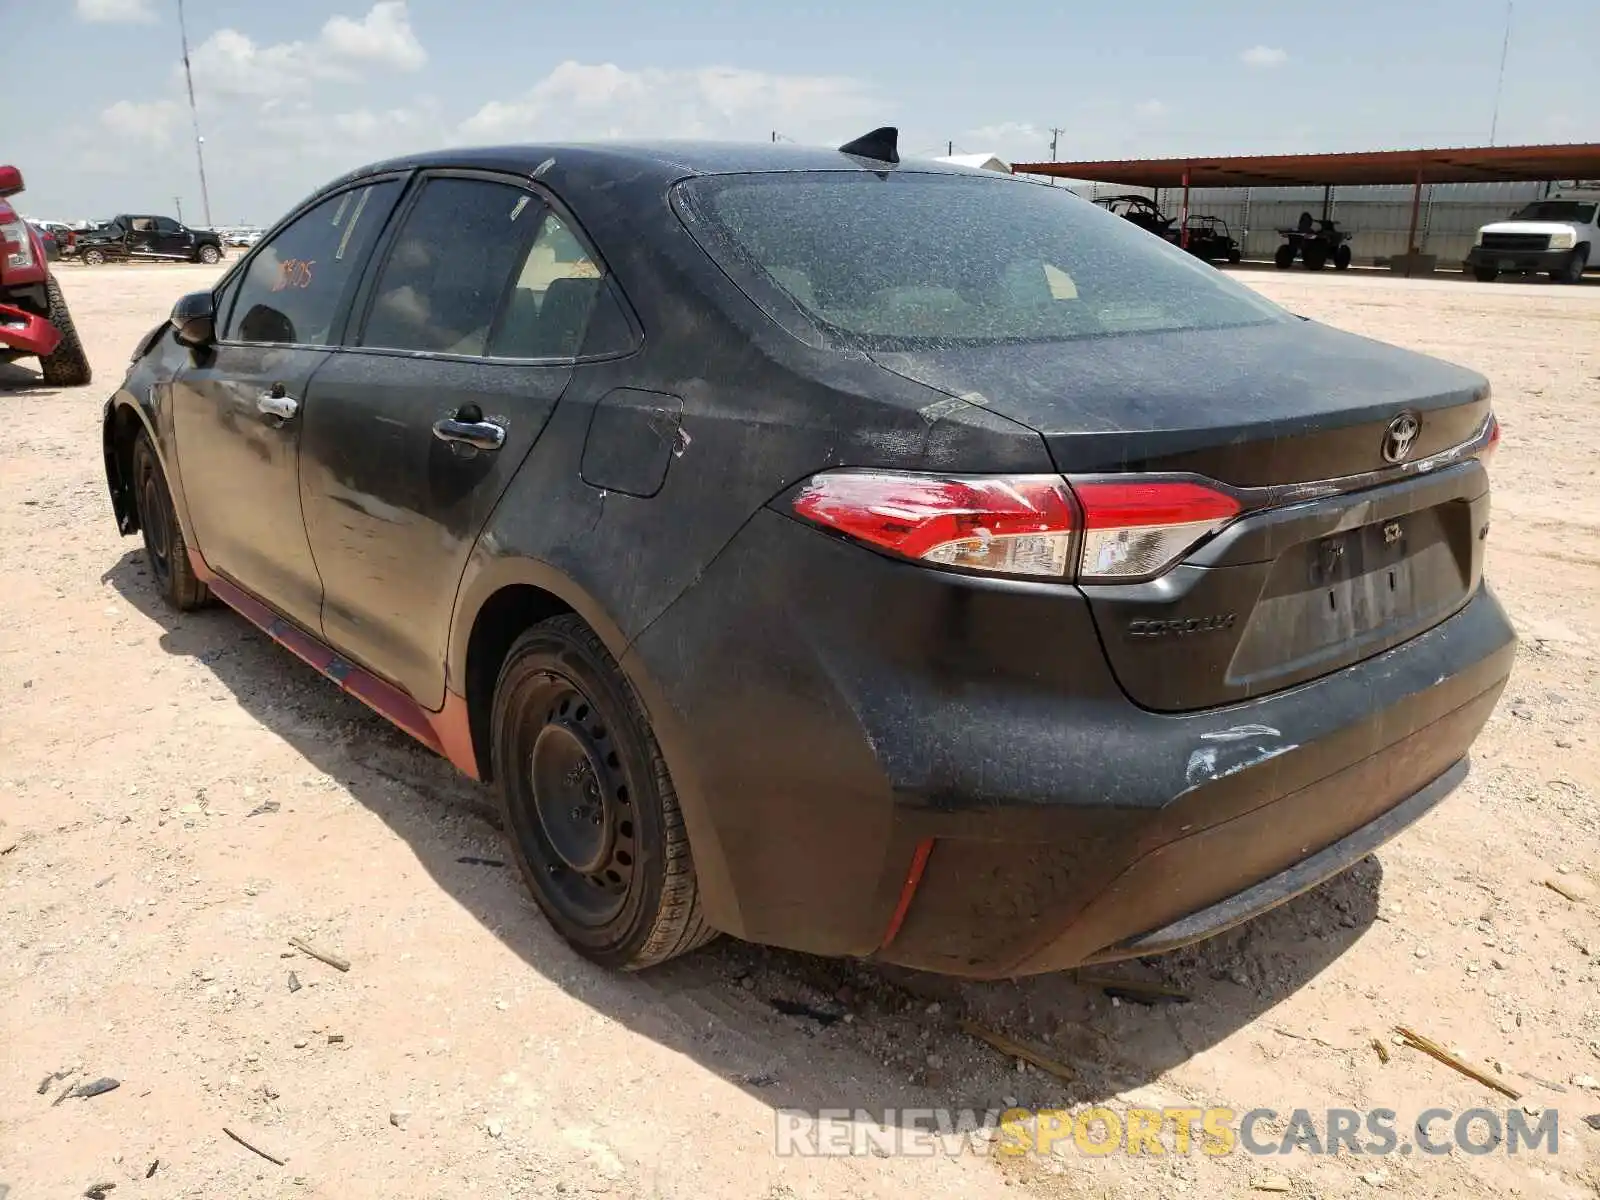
[1134,99,1168,118]
[964,121,1045,148]
[186,2,425,98]
[320,2,426,71]
[1240,45,1288,68]
[75,0,156,23]
[100,99,184,146]
[461,61,877,144]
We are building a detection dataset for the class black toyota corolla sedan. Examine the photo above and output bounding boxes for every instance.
[102,129,1514,977]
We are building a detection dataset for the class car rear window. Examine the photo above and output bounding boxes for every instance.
[677,172,1290,348]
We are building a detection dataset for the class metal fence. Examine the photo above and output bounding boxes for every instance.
[1069,180,1563,267]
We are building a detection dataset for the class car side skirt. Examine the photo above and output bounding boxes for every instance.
[188,548,480,781]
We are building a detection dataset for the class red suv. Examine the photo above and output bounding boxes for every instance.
[0,164,91,386]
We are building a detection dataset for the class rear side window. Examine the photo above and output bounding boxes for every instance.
[225,180,401,346]
[678,173,1290,348]
[360,177,536,356]
[487,211,632,359]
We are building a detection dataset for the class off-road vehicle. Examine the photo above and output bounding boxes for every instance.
[0,165,91,386]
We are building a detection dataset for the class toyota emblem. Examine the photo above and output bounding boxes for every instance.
[1382,412,1421,464]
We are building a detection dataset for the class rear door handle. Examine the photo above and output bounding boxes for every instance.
[257,391,299,420]
[432,417,506,451]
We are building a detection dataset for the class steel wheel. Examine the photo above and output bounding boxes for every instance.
[131,431,209,610]
[518,678,636,923]
[491,615,715,969]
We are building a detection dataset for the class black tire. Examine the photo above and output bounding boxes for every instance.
[1227,248,1242,264]
[1473,265,1498,283]
[492,616,715,970]
[80,247,107,266]
[1333,244,1353,270]
[1551,249,1587,284]
[1303,246,1329,270]
[38,274,92,387]
[132,431,210,611]
[1273,244,1295,269]
[196,244,222,265]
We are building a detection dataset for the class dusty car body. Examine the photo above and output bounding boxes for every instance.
[101,134,1513,977]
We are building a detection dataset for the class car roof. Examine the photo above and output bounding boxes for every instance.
[325,140,1003,203]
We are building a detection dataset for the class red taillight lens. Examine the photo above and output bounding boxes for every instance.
[792,471,1078,578]
[1073,479,1241,581]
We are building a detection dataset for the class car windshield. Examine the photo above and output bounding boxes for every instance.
[1509,201,1598,223]
[678,172,1289,348]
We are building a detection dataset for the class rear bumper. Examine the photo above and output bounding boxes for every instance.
[628,510,1516,978]
[1465,245,1572,272]
[1101,758,1465,962]
[0,300,61,357]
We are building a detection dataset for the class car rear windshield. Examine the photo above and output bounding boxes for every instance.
[677,172,1290,348]
[1510,201,1598,223]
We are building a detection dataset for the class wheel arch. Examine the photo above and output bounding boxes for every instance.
[450,556,635,786]
[103,394,156,535]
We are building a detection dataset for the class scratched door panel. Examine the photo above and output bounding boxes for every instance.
[298,352,570,707]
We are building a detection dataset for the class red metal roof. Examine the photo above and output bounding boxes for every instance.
[1014,143,1600,188]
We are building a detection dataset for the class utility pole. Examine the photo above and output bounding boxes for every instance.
[178,0,212,229]
[1048,127,1064,186]
[174,196,183,223]
[1489,1,1513,146]
[947,141,953,156]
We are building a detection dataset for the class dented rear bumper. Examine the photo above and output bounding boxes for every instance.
[629,509,1516,978]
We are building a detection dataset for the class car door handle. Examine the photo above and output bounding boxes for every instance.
[432,417,505,451]
[257,391,299,420]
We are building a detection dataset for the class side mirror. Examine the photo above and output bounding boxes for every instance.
[170,290,217,348]
[0,165,22,198]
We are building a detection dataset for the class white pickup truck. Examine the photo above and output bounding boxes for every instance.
[1465,192,1598,283]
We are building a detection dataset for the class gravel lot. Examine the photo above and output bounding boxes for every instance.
[2,262,1598,1199]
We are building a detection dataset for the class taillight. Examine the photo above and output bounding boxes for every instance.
[1073,479,1241,581]
[790,471,1243,582]
[792,472,1078,578]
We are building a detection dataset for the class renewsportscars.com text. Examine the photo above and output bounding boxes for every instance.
[772,1106,1561,1158]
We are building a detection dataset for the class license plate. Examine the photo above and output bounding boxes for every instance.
[1499,259,1517,269]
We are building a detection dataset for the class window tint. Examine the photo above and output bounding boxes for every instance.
[487,211,627,358]
[155,217,181,234]
[361,178,537,356]
[679,173,1290,348]
[224,180,400,347]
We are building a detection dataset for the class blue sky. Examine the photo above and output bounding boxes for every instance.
[10,0,1596,224]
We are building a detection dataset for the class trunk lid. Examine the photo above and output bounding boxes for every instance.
[872,319,1489,486]
[873,321,1494,711]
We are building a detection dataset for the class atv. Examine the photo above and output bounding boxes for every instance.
[0,165,91,387]
[1274,213,1353,271]
[1181,214,1243,264]
[1093,194,1179,243]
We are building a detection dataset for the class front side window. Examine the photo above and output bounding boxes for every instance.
[678,173,1290,348]
[224,179,401,346]
[155,217,182,234]
[360,177,538,356]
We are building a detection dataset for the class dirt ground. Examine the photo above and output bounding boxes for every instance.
[3,262,1598,1200]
